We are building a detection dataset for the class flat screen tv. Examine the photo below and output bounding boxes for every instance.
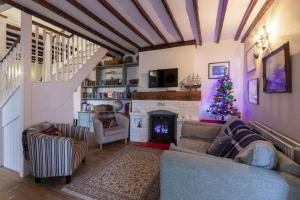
[149,68,178,88]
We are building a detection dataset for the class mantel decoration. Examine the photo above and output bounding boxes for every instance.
[207,75,240,122]
[180,73,201,91]
[208,61,230,79]
[248,79,259,105]
[262,42,292,93]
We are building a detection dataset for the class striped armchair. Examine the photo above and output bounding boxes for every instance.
[26,122,89,184]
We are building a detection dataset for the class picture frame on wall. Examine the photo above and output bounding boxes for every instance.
[208,61,230,79]
[262,42,292,93]
[248,79,259,105]
[246,45,257,72]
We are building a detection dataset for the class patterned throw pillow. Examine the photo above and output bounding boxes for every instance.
[42,127,63,137]
[219,129,266,159]
[207,119,251,156]
[99,116,118,129]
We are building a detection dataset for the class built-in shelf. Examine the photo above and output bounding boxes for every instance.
[97,62,138,69]
[82,98,131,101]
[81,84,138,88]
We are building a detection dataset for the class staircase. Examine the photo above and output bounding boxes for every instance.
[0,22,108,121]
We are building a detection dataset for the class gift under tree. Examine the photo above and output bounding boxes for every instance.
[207,75,240,122]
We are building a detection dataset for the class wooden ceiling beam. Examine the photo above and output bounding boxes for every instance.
[139,40,195,52]
[234,0,258,41]
[192,0,202,45]
[131,0,168,44]
[241,0,275,43]
[161,0,184,41]
[6,0,124,55]
[98,0,153,46]
[214,0,229,43]
[66,0,140,48]
[31,0,133,54]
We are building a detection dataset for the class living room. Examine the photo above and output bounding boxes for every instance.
[0,0,300,199]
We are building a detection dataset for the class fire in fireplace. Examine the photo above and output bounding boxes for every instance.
[148,110,177,143]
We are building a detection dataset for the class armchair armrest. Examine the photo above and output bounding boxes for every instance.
[181,121,222,141]
[161,150,300,200]
[55,123,89,141]
[92,116,105,143]
[115,113,129,130]
[27,133,73,178]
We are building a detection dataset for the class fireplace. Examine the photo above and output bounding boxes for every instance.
[148,110,177,143]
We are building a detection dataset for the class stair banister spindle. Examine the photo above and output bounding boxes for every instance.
[62,36,65,81]
[72,35,74,77]
[67,37,70,80]
[35,25,39,81]
[49,31,53,81]
[76,35,79,72]
[84,39,87,63]
[81,37,83,66]
[55,33,59,81]
[42,28,46,82]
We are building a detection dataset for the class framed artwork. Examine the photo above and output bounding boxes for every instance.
[263,42,292,93]
[248,79,259,105]
[246,45,256,72]
[208,61,230,79]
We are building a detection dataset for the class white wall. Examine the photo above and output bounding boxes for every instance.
[243,0,300,142]
[138,42,244,120]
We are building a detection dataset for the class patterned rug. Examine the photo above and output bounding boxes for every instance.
[62,146,162,200]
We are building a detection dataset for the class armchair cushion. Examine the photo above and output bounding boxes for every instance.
[104,127,126,137]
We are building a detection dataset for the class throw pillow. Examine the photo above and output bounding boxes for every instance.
[207,118,251,156]
[235,140,278,169]
[276,151,300,177]
[109,117,118,128]
[219,129,266,159]
[43,127,63,137]
[99,116,118,129]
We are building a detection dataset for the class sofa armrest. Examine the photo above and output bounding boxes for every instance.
[27,133,73,178]
[160,150,300,200]
[181,121,222,141]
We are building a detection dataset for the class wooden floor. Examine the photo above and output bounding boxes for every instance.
[0,142,127,200]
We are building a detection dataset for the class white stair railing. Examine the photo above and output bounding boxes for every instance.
[0,39,21,106]
[31,23,100,82]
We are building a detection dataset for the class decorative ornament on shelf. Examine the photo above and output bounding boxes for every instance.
[207,75,240,122]
[180,73,201,91]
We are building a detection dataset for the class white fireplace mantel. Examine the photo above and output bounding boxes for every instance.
[130,100,201,142]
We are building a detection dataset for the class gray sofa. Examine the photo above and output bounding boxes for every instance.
[93,112,129,150]
[160,121,300,200]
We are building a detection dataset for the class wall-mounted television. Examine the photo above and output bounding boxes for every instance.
[149,68,178,88]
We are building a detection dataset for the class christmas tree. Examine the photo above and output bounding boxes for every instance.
[207,75,240,122]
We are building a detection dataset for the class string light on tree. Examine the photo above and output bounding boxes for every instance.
[207,75,240,122]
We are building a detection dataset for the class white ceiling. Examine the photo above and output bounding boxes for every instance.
[2,0,269,55]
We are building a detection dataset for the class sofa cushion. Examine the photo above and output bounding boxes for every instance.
[178,138,212,153]
[181,121,221,140]
[104,127,125,137]
[220,129,267,159]
[276,151,300,177]
[235,140,278,169]
[72,140,87,170]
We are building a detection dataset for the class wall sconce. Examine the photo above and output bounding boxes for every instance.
[253,25,269,59]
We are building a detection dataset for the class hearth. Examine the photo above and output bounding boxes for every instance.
[148,110,177,143]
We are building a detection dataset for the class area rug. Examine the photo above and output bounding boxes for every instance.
[62,146,162,200]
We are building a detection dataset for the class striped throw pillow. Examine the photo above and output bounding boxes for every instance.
[219,129,266,159]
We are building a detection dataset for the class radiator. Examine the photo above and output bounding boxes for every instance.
[249,121,300,164]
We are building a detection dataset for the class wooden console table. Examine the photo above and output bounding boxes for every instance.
[131,91,201,101]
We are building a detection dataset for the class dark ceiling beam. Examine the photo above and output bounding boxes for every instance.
[66,0,140,48]
[241,0,275,43]
[214,0,229,43]
[6,1,123,56]
[131,0,168,44]
[98,0,153,46]
[161,0,184,41]
[234,0,258,41]
[31,0,134,54]
[139,40,195,52]
[192,0,202,45]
